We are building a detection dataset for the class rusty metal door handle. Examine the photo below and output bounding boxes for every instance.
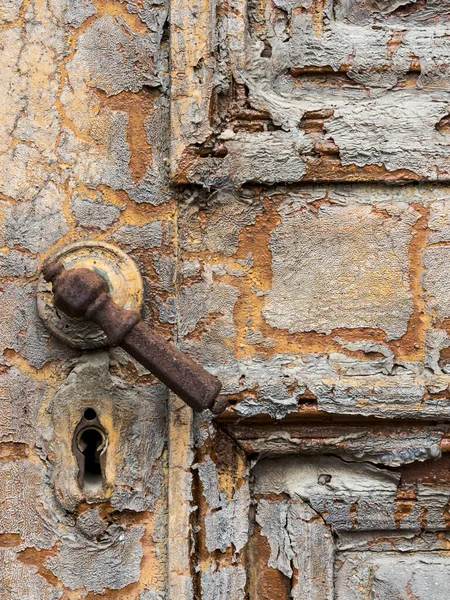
[43,261,227,414]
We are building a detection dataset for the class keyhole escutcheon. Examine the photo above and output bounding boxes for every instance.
[73,408,107,495]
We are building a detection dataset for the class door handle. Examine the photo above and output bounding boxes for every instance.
[42,261,227,414]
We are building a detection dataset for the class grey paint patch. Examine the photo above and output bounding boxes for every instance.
[0,282,77,368]
[112,222,163,249]
[336,531,450,553]
[187,131,312,186]
[335,552,450,600]
[256,499,334,598]
[155,295,177,324]
[123,0,168,37]
[205,482,250,553]
[0,183,69,253]
[180,192,264,256]
[238,425,443,467]
[0,460,59,550]
[336,0,450,24]
[288,502,335,600]
[254,456,399,530]
[331,339,394,376]
[76,509,108,539]
[213,354,450,419]
[0,367,46,446]
[0,250,38,278]
[426,199,450,245]
[46,525,144,593]
[48,0,97,28]
[256,500,295,576]
[263,203,418,339]
[178,270,239,364]
[0,548,62,600]
[141,95,171,206]
[197,456,221,509]
[70,193,121,230]
[425,328,450,374]
[252,455,424,532]
[235,383,300,420]
[0,0,24,23]
[110,380,167,512]
[181,259,201,279]
[326,97,450,176]
[153,253,176,292]
[140,591,166,600]
[72,15,161,95]
[423,246,450,320]
[201,565,246,600]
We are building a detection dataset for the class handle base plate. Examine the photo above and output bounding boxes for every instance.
[38,241,144,349]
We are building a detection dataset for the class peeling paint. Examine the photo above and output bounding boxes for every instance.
[201,565,246,600]
[46,524,144,593]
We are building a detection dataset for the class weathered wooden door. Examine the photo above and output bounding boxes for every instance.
[3,0,450,598]
[169,0,450,598]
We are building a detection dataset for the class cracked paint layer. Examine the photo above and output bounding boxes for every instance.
[335,552,450,599]
[45,524,145,593]
[172,0,450,184]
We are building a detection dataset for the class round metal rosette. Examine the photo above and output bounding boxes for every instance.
[38,240,144,349]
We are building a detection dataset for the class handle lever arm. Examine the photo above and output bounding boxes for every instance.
[43,261,227,414]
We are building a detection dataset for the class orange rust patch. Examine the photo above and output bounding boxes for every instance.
[3,349,71,385]
[388,31,405,58]
[0,443,29,462]
[303,153,422,183]
[247,523,290,600]
[0,533,23,548]
[17,545,60,588]
[349,498,359,530]
[398,203,430,362]
[312,0,326,37]
[394,487,417,530]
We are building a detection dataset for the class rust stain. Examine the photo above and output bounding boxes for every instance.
[90,0,150,35]
[349,497,359,530]
[247,523,290,600]
[17,544,61,588]
[387,31,405,59]
[397,204,430,362]
[312,0,326,37]
[0,533,23,548]
[395,489,416,529]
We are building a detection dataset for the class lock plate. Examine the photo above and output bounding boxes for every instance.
[38,240,144,349]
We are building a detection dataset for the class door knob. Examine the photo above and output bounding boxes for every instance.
[41,259,227,415]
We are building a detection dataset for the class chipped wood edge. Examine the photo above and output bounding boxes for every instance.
[169,0,216,181]
[168,392,194,600]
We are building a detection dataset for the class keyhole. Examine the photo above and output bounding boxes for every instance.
[77,426,106,493]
